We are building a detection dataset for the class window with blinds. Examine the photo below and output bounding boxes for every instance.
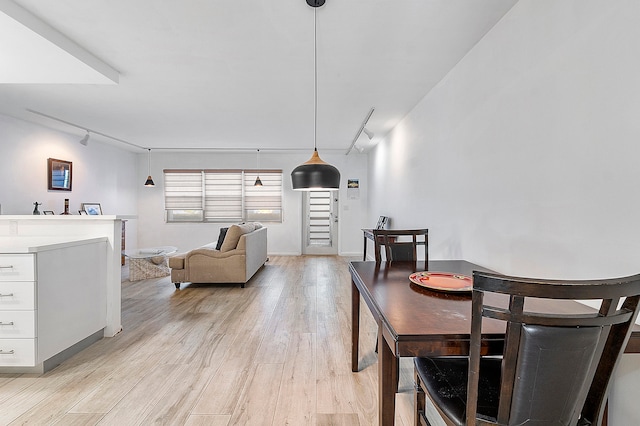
[164,169,283,223]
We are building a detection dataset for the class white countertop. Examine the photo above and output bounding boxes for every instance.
[0,236,108,253]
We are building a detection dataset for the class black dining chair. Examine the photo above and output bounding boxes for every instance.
[414,270,640,426]
[372,228,428,263]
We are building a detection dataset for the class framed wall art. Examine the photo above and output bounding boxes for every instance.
[48,158,72,191]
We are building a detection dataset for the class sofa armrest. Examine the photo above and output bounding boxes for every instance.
[168,253,187,269]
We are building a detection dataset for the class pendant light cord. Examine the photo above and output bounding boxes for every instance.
[314,7,317,151]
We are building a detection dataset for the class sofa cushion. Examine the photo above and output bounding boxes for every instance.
[220,223,256,252]
[215,227,229,250]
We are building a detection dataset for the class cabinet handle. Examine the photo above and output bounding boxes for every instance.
[0,293,14,297]
[0,350,15,355]
[0,322,14,326]
[0,265,14,269]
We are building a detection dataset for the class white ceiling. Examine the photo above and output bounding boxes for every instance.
[0,0,518,153]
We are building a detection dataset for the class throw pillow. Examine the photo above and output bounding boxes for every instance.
[220,224,242,252]
[220,223,256,252]
[215,227,228,251]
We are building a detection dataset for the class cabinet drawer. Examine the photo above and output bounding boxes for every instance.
[0,311,35,338]
[0,339,36,366]
[0,282,35,310]
[0,255,34,281]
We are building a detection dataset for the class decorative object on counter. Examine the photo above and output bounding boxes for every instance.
[60,198,71,215]
[376,215,389,230]
[47,158,72,191]
[81,203,102,215]
[78,210,88,215]
[144,148,155,187]
[43,211,54,215]
[32,202,42,215]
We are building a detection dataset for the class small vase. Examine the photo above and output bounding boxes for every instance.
[61,198,71,215]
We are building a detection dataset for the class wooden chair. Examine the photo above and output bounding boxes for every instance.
[414,270,640,426]
[373,229,428,263]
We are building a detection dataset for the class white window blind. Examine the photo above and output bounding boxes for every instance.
[164,171,204,222]
[164,169,283,223]
[308,191,332,246]
[244,172,283,222]
[205,171,243,221]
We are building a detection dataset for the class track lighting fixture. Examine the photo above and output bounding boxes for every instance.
[79,131,90,146]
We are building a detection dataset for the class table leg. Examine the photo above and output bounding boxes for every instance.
[352,278,360,372]
[363,235,368,261]
[378,325,397,426]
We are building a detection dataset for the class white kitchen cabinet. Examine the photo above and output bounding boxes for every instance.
[0,238,107,373]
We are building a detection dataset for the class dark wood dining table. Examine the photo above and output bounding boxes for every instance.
[349,260,640,426]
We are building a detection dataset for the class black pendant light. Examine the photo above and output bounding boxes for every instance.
[254,149,263,186]
[291,0,340,191]
[144,148,155,187]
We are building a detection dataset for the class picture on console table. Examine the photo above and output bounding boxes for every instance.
[81,203,103,215]
[47,158,72,191]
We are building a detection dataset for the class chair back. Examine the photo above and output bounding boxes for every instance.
[467,271,640,425]
[372,229,428,263]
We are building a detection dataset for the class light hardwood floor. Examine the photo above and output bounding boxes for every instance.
[0,256,416,425]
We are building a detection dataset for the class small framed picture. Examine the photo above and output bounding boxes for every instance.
[43,210,55,215]
[78,210,88,215]
[47,158,72,191]
[81,203,102,215]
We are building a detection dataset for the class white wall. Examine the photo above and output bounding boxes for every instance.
[0,114,139,218]
[136,150,368,256]
[0,114,139,247]
[0,112,368,257]
[370,0,640,280]
[368,0,640,423]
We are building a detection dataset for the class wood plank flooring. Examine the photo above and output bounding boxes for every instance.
[0,256,416,425]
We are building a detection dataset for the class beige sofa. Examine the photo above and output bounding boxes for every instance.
[169,223,267,289]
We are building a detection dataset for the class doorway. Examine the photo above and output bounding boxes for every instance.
[302,191,338,255]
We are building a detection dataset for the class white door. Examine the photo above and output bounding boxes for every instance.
[303,191,338,255]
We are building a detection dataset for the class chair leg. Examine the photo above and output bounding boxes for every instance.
[174,283,180,289]
[415,369,426,426]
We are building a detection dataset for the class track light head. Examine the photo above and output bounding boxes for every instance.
[79,131,90,146]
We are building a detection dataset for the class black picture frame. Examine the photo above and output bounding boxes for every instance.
[48,158,72,191]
